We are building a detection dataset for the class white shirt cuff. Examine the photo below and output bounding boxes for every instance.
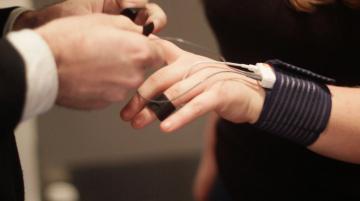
[3,7,31,36]
[7,29,58,121]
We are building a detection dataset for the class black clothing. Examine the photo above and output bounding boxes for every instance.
[203,0,360,200]
[0,7,26,201]
[0,7,16,35]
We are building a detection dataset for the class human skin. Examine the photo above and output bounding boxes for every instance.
[12,0,167,109]
[121,39,360,163]
[14,0,167,33]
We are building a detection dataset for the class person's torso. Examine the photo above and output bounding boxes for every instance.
[202,0,360,200]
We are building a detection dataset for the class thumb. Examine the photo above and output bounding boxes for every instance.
[150,37,185,64]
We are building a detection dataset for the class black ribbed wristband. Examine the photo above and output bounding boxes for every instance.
[254,62,332,146]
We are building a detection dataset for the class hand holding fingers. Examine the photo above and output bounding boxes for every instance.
[36,14,167,110]
[120,40,192,120]
[120,46,214,121]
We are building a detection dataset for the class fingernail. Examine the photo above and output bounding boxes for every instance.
[162,121,172,131]
[143,22,155,36]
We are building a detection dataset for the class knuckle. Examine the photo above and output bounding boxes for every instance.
[146,73,162,88]
[166,84,184,100]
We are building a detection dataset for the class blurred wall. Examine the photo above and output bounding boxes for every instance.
[32,0,218,199]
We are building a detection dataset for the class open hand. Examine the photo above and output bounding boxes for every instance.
[120,40,265,132]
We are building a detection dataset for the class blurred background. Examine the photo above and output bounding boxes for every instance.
[1,0,218,200]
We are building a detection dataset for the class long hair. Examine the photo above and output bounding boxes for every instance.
[290,0,360,12]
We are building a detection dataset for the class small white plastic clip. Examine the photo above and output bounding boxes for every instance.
[254,63,276,89]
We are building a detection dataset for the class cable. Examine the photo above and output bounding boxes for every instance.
[160,37,226,62]
[140,66,261,104]
[138,37,266,104]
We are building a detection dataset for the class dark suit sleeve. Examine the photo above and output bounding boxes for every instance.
[0,7,18,36]
[0,38,26,132]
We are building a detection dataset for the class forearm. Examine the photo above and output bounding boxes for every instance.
[309,85,360,163]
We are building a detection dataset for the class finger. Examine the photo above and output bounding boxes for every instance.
[134,3,167,32]
[129,73,207,128]
[160,91,219,132]
[144,3,167,32]
[150,38,184,63]
[120,0,148,8]
[131,107,157,128]
[120,62,186,121]
[121,92,146,121]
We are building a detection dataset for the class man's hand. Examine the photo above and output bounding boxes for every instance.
[14,0,166,33]
[36,14,165,109]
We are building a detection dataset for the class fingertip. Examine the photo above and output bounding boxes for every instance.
[131,119,144,129]
[156,15,168,32]
[160,120,176,133]
[120,108,131,121]
[144,3,167,32]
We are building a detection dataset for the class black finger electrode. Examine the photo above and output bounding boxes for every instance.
[147,94,176,121]
[121,8,141,21]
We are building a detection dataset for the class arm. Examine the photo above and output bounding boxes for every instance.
[1,0,167,125]
[194,113,219,201]
[121,40,360,164]
[309,86,360,163]
[0,7,18,34]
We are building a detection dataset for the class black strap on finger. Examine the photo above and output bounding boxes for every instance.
[121,8,141,21]
[147,94,176,121]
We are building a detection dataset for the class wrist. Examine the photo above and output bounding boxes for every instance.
[6,30,58,120]
[248,86,266,124]
[35,25,61,69]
